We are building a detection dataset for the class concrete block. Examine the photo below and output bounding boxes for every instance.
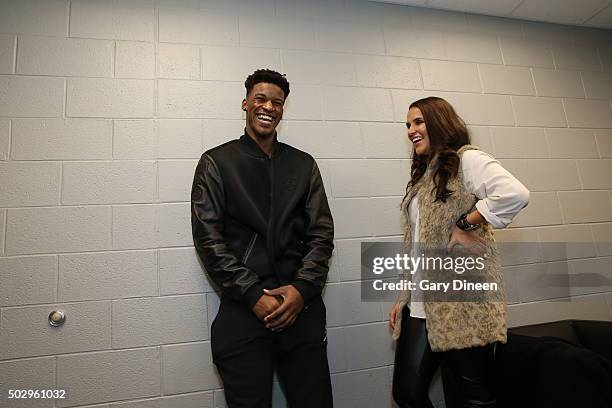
[116,41,155,79]
[0,357,55,408]
[512,96,567,127]
[0,0,67,36]
[113,120,157,159]
[479,64,535,95]
[334,238,364,281]
[321,86,393,122]
[354,55,421,89]
[315,19,385,55]
[326,327,348,373]
[489,127,548,159]
[59,250,157,302]
[159,8,238,45]
[444,31,502,64]
[323,281,382,327]
[0,75,64,117]
[331,198,372,239]
[524,160,582,191]
[361,122,410,158]
[329,159,406,197]
[370,196,403,236]
[0,162,60,206]
[0,119,8,160]
[582,71,612,100]
[596,129,612,158]
[421,60,481,92]
[62,161,156,205]
[409,7,469,33]
[158,43,200,80]
[0,34,15,74]
[532,68,585,98]
[112,204,157,250]
[159,247,214,295]
[158,160,199,202]
[384,26,446,59]
[239,15,314,49]
[537,224,597,261]
[67,78,155,118]
[202,46,281,81]
[282,50,355,86]
[563,98,612,128]
[591,222,612,256]
[546,128,599,158]
[200,0,274,16]
[568,257,612,297]
[507,296,612,327]
[511,192,563,227]
[551,43,602,71]
[0,301,111,360]
[206,292,220,339]
[158,203,192,247]
[158,80,242,119]
[70,1,155,42]
[282,84,322,120]
[159,119,203,158]
[0,209,4,255]
[17,35,113,77]
[275,0,345,20]
[112,294,207,348]
[468,126,494,154]
[12,119,112,160]
[56,348,160,407]
[162,342,221,394]
[113,203,191,249]
[202,119,242,150]
[343,322,394,370]
[331,367,392,408]
[392,90,515,126]
[559,191,612,223]
[465,14,524,39]
[499,37,554,68]
[0,255,57,307]
[278,121,364,159]
[5,206,112,255]
[577,159,612,189]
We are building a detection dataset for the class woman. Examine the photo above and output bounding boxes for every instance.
[388,97,529,408]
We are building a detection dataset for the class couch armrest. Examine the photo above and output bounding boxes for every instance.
[573,320,612,362]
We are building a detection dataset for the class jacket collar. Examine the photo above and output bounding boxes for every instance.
[239,132,284,159]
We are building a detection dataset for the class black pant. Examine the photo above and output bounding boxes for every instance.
[211,295,333,408]
[392,306,497,408]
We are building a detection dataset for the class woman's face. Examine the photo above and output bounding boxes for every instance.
[406,107,431,156]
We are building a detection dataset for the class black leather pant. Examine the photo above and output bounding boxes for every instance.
[392,306,497,408]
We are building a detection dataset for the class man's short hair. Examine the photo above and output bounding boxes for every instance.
[245,69,290,99]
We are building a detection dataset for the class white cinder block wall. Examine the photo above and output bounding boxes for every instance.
[1,0,612,407]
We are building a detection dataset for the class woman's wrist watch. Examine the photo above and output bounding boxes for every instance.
[456,213,480,231]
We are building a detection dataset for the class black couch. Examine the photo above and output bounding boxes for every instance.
[442,320,612,408]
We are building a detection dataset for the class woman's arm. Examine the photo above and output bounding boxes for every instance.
[461,150,530,229]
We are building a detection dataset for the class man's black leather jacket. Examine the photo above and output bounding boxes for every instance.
[191,134,334,308]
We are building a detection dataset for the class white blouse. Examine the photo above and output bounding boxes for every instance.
[408,150,530,318]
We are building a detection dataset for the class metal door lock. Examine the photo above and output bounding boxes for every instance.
[48,310,66,327]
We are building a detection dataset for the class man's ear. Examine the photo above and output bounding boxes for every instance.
[241,99,247,111]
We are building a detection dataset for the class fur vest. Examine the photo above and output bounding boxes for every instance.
[392,145,507,352]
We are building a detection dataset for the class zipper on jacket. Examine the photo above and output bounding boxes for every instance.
[242,233,258,263]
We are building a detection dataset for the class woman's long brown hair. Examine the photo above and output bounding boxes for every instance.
[406,97,470,203]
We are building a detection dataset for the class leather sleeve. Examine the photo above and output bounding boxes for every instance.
[291,160,334,304]
[191,154,265,308]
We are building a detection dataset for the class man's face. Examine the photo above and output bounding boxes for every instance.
[242,82,285,139]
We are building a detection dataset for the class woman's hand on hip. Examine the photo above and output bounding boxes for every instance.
[447,225,486,257]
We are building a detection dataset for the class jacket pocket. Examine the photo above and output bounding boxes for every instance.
[241,233,258,263]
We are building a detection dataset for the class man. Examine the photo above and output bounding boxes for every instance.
[191,69,334,408]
